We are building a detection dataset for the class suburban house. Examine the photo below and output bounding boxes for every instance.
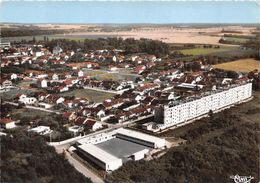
[0,118,17,129]
[134,65,146,74]
[18,94,38,105]
[38,79,48,88]
[74,117,103,131]
[53,45,63,55]
[0,79,12,89]
[103,98,124,110]
[63,112,77,121]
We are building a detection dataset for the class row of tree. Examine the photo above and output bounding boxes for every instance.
[44,37,170,57]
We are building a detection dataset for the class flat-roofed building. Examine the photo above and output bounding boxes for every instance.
[115,128,166,149]
[78,143,122,171]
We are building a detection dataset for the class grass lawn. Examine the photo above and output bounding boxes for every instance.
[61,89,115,103]
[83,69,106,77]
[96,73,137,81]
[213,58,260,72]
[180,46,236,55]
[12,108,51,119]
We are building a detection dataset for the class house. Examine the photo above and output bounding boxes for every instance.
[74,117,102,131]
[18,94,38,105]
[10,73,18,80]
[68,125,83,136]
[38,102,53,109]
[85,119,103,131]
[56,97,65,104]
[134,83,160,95]
[53,45,63,55]
[134,65,146,74]
[40,79,48,88]
[0,79,12,88]
[64,79,73,87]
[58,86,69,93]
[0,118,16,129]
[109,66,118,72]
[96,109,106,118]
[78,70,84,77]
[28,126,52,135]
[103,99,124,110]
[63,112,77,121]
[52,73,59,80]
[112,56,117,62]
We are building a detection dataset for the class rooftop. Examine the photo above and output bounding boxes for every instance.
[115,128,165,144]
[78,143,122,164]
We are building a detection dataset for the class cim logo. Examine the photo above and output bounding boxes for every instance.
[230,174,254,183]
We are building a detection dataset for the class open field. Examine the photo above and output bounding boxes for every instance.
[11,108,51,119]
[96,73,137,81]
[82,69,138,81]
[179,46,236,55]
[60,89,115,103]
[4,25,257,45]
[83,69,106,77]
[223,37,250,44]
[213,59,260,72]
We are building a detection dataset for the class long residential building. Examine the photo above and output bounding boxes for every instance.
[155,82,252,128]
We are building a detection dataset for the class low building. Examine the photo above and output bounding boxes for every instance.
[78,143,123,171]
[0,118,16,129]
[68,125,83,135]
[38,102,53,109]
[115,128,166,149]
[19,95,38,105]
[28,126,52,135]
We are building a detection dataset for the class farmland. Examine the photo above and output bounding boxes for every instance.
[179,46,236,56]
[213,58,260,72]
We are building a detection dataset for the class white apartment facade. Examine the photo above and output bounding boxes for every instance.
[158,82,252,128]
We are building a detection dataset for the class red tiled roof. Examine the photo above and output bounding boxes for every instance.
[63,112,72,118]
[0,118,14,124]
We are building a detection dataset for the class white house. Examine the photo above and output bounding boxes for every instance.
[52,74,59,80]
[78,70,84,77]
[96,110,106,118]
[68,125,83,136]
[28,126,52,135]
[0,118,16,129]
[19,95,38,105]
[10,73,18,80]
[56,97,65,104]
[53,46,63,55]
[35,51,44,57]
[41,79,48,88]
[110,67,118,72]
[112,56,117,62]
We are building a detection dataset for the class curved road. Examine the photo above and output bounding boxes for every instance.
[65,151,104,183]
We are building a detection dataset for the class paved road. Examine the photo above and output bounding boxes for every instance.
[83,86,119,94]
[4,101,60,114]
[65,151,104,183]
[53,114,154,153]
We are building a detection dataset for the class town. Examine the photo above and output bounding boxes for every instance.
[1,34,259,183]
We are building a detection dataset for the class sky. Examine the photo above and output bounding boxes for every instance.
[0,1,259,24]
